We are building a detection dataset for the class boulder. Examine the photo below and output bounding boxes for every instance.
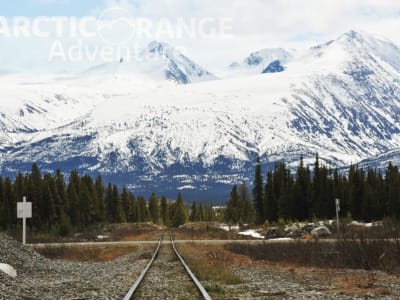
[287,229,307,239]
[265,227,285,240]
[311,226,332,237]
[301,224,316,233]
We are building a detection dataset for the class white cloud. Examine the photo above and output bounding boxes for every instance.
[2,0,400,73]
[92,0,400,70]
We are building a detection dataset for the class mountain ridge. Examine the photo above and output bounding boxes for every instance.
[0,30,400,201]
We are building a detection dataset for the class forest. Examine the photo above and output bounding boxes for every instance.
[1,155,400,236]
[0,164,217,235]
[227,155,400,225]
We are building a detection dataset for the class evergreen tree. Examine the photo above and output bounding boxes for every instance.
[148,193,160,224]
[253,156,264,224]
[293,156,311,220]
[29,163,42,230]
[94,175,106,222]
[172,193,188,227]
[2,177,14,228]
[121,187,132,222]
[386,163,400,218]
[160,196,170,226]
[112,185,126,223]
[239,182,255,224]
[41,177,56,229]
[264,170,278,222]
[225,185,241,223]
[190,201,199,222]
[0,177,6,229]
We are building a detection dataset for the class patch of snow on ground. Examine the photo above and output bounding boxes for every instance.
[238,229,264,239]
[218,224,240,231]
[0,263,17,278]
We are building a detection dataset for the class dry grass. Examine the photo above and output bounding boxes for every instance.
[172,223,249,240]
[37,245,139,262]
[327,274,393,297]
[103,223,162,241]
[227,236,400,274]
[177,243,244,285]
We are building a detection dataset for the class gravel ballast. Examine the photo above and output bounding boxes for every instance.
[0,233,151,299]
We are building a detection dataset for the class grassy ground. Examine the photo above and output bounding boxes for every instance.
[227,236,400,274]
[35,245,150,262]
[171,222,252,240]
[178,242,399,299]
[7,222,162,244]
[176,243,243,298]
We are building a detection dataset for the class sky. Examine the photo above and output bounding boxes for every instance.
[1,0,400,72]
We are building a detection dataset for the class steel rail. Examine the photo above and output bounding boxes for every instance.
[123,232,212,300]
[123,234,163,300]
[170,233,212,300]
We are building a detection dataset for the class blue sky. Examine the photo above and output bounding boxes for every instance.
[0,0,101,17]
[1,0,400,70]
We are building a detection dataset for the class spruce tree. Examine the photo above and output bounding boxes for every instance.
[253,156,264,224]
[172,193,188,227]
[225,185,241,223]
[190,201,198,222]
[239,182,255,224]
[160,196,170,226]
[264,170,278,222]
[149,193,160,224]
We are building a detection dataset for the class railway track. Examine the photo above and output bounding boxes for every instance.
[123,232,211,300]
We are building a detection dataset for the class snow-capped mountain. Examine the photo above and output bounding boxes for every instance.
[228,48,295,76]
[1,30,400,201]
[83,41,217,84]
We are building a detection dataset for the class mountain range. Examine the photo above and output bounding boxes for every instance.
[1,30,400,202]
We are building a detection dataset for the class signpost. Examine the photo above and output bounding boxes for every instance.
[335,198,340,233]
[17,196,32,245]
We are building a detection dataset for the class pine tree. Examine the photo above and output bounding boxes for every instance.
[94,175,106,222]
[293,156,311,220]
[2,177,14,228]
[172,193,188,227]
[136,196,150,222]
[55,170,69,222]
[148,193,160,224]
[67,171,82,228]
[190,201,199,222]
[225,185,241,223]
[112,185,126,223]
[160,196,170,226]
[253,156,264,224]
[0,177,6,229]
[264,170,278,222]
[29,163,42,230]
[121,187,132,222]
[386,163,400,218]
[239,182,255,224]
[41,176,56,229]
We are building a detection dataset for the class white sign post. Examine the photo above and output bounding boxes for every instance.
[335,198,340,234]
[17,196,32,245]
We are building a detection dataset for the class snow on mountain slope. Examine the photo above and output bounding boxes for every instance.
[83,41,217,84]
[227,48,295,77]
[358,148,400,170]
[1,30,400,200]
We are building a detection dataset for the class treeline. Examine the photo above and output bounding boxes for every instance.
[0,164,217,235]
[227,155,400,224]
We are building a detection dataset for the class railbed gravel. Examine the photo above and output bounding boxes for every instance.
[133,241,201,300]
[202,265,400,299]
[0,233,151,299]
